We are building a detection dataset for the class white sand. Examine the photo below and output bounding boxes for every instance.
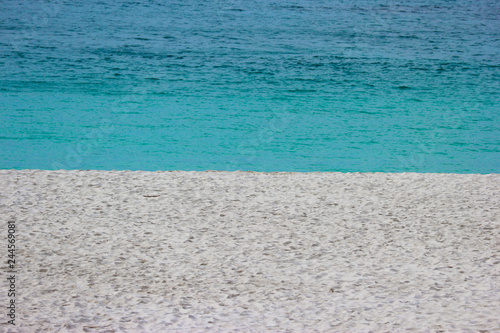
[0,170,499,332]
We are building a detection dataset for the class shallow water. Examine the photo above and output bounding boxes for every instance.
[1,0,499,172]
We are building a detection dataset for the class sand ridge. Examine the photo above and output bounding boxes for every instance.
[0,170,499,332]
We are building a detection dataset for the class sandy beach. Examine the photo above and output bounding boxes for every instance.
[1,170,499,332]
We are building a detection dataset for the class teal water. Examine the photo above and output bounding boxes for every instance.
[1,0,499,173]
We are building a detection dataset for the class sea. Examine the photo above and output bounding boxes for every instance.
[1,0,499,173]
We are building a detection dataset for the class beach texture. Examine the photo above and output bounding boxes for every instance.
[1,170,499,332]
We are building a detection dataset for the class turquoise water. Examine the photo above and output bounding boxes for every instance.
[1,0,499,173]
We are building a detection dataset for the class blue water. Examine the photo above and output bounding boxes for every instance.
[1,0,499,173]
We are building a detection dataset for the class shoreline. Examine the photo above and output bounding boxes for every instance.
[1,170,499,331]
[2,168,498,174]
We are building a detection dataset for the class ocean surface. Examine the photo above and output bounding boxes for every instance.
[1,0,499,173]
